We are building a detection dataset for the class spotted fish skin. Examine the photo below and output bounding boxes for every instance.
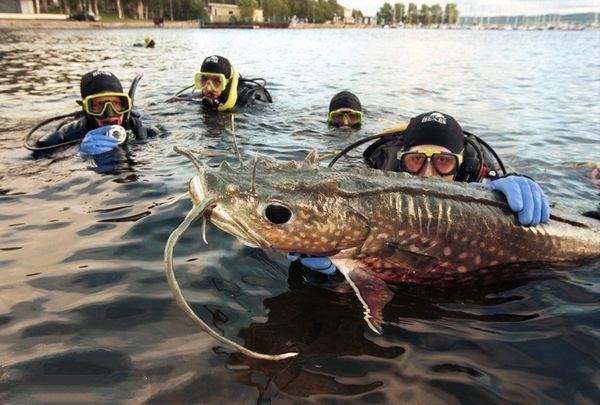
[186,154,600,283]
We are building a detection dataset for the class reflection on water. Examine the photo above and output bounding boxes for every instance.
[0,28,599,403]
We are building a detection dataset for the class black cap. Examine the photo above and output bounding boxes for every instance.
[80,70,123,98]
[329,91,362,112]
[201,55,232,78]
[403,111,464,154]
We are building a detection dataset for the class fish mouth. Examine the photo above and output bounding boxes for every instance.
[190,175,270,249]
[209,209,268,249]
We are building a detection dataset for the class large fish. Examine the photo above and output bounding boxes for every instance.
[165,148,600,360]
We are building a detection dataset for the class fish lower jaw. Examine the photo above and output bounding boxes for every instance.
[235,237,259,248]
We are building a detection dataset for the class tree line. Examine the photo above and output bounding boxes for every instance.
[259,0,357,23]
[377,2,459,25]
[41,0,208,21]
[39,0,356,23]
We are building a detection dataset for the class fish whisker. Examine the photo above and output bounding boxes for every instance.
[164,196,296,361]
[202,216,208,244]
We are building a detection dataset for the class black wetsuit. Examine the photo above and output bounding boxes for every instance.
[35,111,155,149]
[363,131,503,183]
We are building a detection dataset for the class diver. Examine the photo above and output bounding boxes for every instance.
[133,36,155,48]
[290,111,551,275]
[24,69,156,156]
[172,55,272,112]
[328,91,363,128]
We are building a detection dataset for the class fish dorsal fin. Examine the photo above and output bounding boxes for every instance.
[218,160,232,172]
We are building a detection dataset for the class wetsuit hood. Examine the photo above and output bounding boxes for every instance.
[403,111,464,154]
[80,70,124,98]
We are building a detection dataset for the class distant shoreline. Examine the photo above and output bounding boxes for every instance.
[0,18,197,29]
[0,18,597,31]
[0,19,376,29]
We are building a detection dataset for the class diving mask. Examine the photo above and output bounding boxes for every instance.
[194,72,228,93]
[82,92,132,117]
[398,150,463,176]
[328,108,363,127]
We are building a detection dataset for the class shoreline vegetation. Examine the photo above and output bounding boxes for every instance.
[3,0,598,31]
[1,18,598,30]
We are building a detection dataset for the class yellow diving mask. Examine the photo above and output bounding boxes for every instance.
[81,92,132,116]
[194,72,228,93]
[328,108,363,127]
[398,150,464,176]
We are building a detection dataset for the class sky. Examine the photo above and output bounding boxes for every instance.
[338,0,600,17]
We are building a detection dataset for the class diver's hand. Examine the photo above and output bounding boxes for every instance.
[80,126,119,156]
[287,253,337,275]
[482,175,550,226]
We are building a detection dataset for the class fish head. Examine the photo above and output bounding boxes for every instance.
[186,154,370,255]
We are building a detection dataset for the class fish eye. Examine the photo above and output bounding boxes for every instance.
[263,203,293,225]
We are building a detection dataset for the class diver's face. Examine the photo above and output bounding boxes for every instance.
[92,95,124,127]
[201,82,223,100]
[406,145,458,181]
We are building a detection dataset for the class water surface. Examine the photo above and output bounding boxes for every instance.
[0,28,599,403]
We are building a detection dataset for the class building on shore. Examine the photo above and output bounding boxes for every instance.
[207,2,263,23]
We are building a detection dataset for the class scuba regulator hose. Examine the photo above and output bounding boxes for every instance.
[23,112,80,151]
[23,72,144,152]
[171,85,222,110]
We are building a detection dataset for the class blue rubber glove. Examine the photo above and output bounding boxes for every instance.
[482,175,550,226]
[80,126,119,156]
[287,253,337,275]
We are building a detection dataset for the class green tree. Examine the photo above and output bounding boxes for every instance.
[444,2,458,24]
[288,0,312,20]
[188,0,208,21]
[311,0,337,23]
[239,0,257,22]
[262,0,290,20]
[394,3,405,23]
[352,8,362,20]
[406,2,417,24]
[419,3,430,25]
[377,2,393,25]
[327,0,341,20]
[430,3,442,25]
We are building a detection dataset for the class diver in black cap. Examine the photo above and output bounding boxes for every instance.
[328,91,363,128]
[24,69,156,156]
[172,55,272,111]
[292,111,552,274]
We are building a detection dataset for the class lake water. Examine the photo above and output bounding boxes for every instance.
[0,28,599,403]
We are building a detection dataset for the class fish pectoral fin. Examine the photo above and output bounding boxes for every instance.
[385,243,440,271]
[331,258,394,334]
